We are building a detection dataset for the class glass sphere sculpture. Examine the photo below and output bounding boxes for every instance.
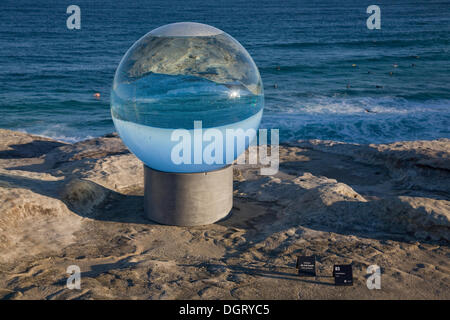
[111,22,264,172]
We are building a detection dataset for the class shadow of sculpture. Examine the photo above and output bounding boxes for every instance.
[181,262,336,286]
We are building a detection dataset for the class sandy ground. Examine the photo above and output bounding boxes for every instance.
[0,129,448,299]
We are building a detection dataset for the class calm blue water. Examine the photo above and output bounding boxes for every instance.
[1,0,449,143]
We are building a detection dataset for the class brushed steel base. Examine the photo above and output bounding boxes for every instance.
[144,165,233,226]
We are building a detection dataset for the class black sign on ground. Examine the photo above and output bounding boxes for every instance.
[333,264,353,286]
[296,256,316,277]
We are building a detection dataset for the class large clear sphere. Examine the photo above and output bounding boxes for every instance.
[111,22,264,172]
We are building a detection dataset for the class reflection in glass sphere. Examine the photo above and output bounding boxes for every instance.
[111,22,264,172]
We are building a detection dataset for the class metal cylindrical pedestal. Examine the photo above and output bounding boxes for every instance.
[144,165,233,226]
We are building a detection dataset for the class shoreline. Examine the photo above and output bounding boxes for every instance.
[0,128,448,299]
[9,127,450,148]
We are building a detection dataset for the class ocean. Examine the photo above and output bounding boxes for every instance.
[1,0,449,144]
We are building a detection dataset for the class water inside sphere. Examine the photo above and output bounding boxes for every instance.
[111,22,264,172]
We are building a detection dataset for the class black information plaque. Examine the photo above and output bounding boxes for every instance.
[296,256,316,276]
[333,264,353,286]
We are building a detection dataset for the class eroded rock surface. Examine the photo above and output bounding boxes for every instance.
[0,129,448,299]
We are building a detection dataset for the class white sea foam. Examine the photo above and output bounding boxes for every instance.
[261,97,450,144]
[272,97,448,116]
[17,125,95,143]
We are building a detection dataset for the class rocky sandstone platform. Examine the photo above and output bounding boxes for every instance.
[0,129,448,299]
